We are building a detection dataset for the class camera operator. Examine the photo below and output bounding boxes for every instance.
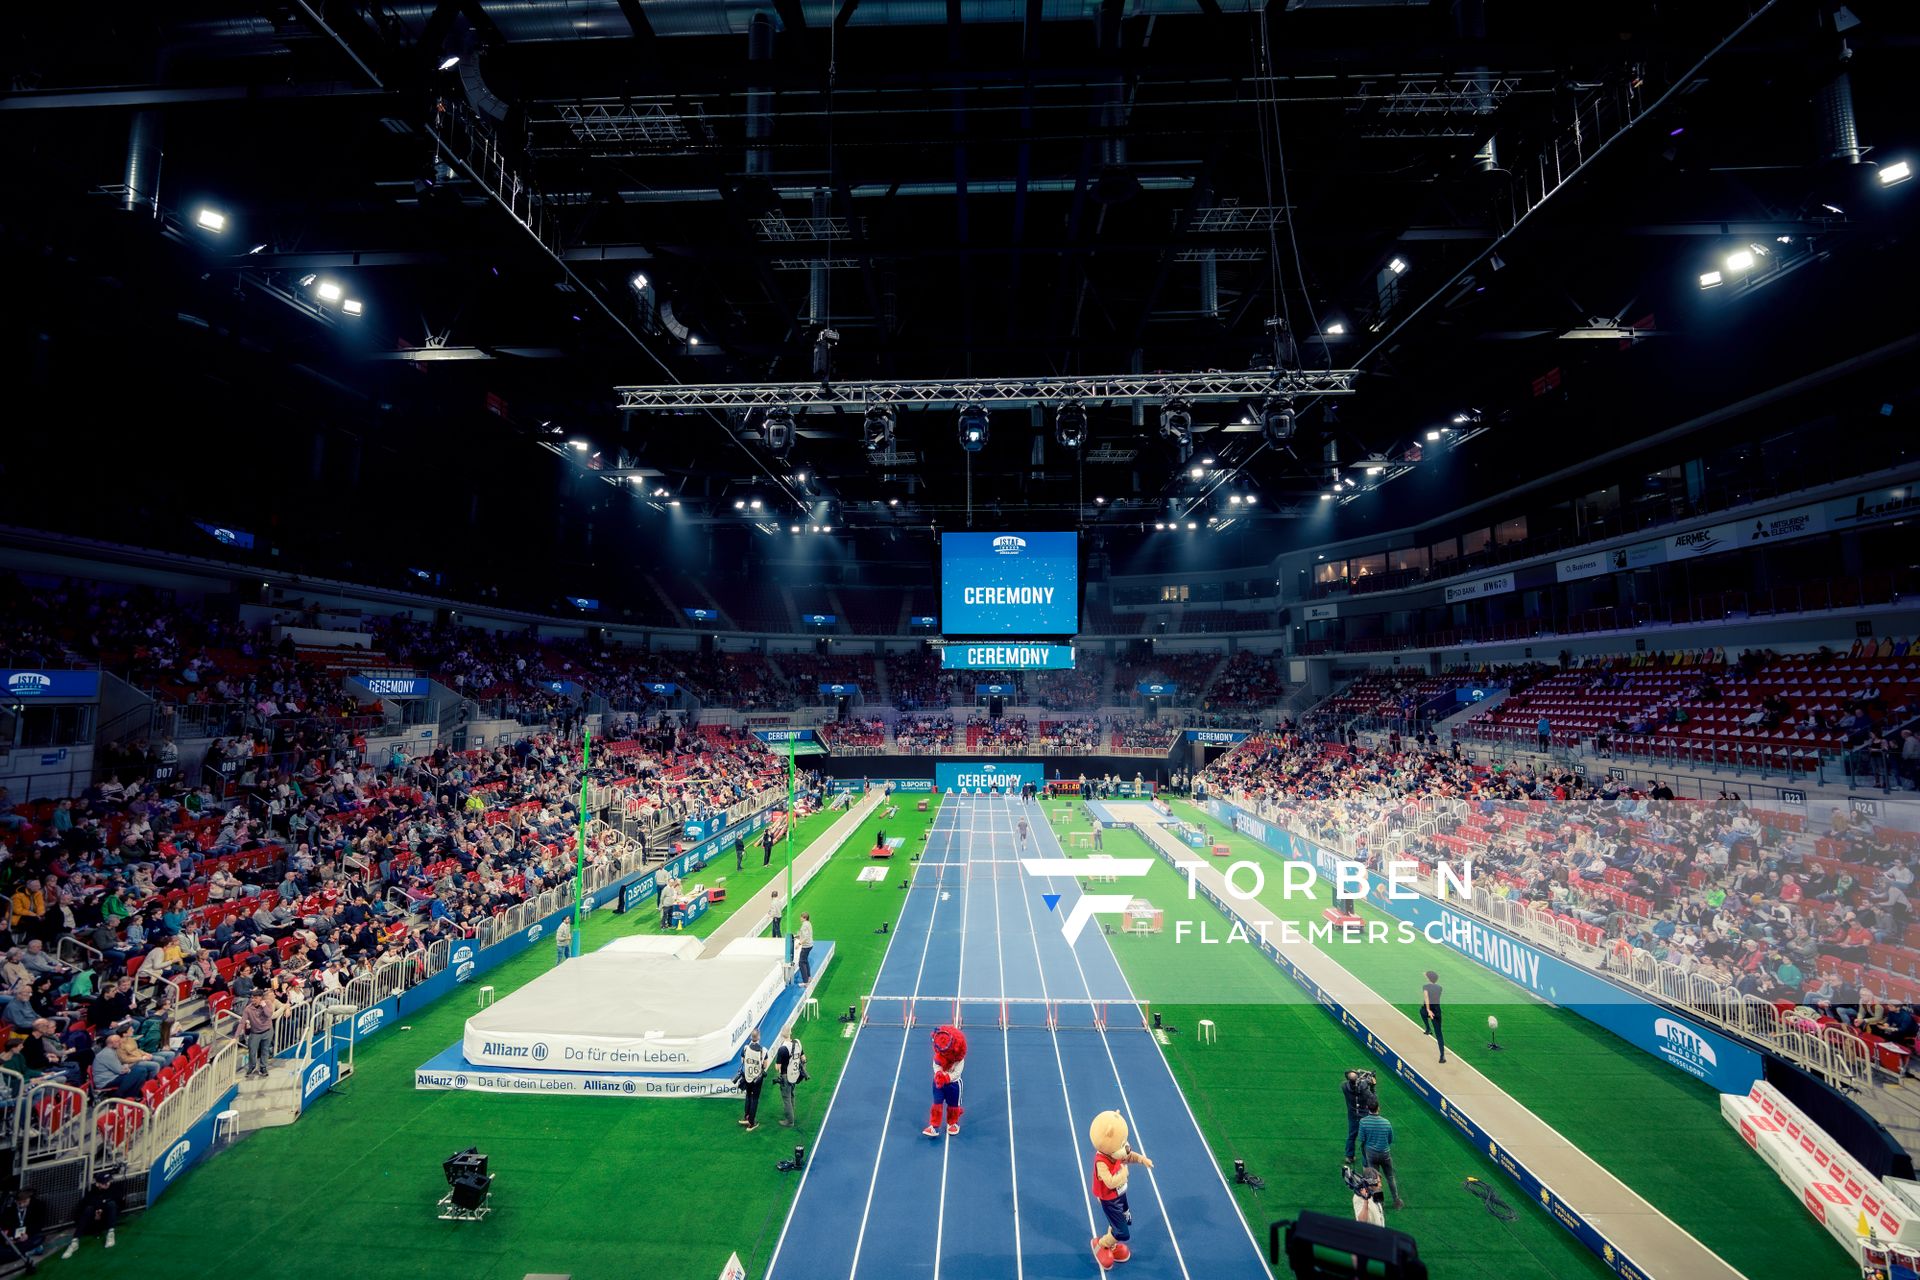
[1342,1161,1386,1228]
[1342,1069,1377,1161]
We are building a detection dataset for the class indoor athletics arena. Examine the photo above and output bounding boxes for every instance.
[2,2,1918,1278]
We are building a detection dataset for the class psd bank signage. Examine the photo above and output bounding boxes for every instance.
[936,762,1044,793]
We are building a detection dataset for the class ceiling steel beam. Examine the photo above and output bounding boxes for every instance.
[614,369,1358,410]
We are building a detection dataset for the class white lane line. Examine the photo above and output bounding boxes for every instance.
[930,791,979,1280]
[989,795,1026,1280]
[768,797,936,1279]
[844,797,960,1278]
[1033,809,1195,1280]
[1009,795,1106,1274]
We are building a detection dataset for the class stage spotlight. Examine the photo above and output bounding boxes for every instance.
[863,404,896,452]
[790,525,800,533]
[1161,399,1194,464]
[1244,494,1257,505]
[1880,159,1913,187]
[734,499,746,509]
[569,440,590,451]
[342,299,364,316]
[958,403,990,451]
[195,208,227,232]
[1259,397,1295,445]
[1186,521,1197,530]
[1190,467,1204,479]
[1725,248,1755,272]
[438,54,462,71]
[1055,401,1088,448]
[1426,429,1441,441]
[1698,270,1723,290]
[1388,256,1408,275]
[316,280,343,302]
[1324,322,1345,336]
[630,271,650,291]
[1320,492,1333,501]
[1229,495,1242,505]
[763,407,796,457]
[749,498,763,509]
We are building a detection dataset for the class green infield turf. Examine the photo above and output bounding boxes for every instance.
[55,797,936,1280]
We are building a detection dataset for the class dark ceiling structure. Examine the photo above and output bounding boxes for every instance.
[3,0,1916,599]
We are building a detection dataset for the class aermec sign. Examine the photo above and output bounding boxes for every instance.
[992,535,1028,555]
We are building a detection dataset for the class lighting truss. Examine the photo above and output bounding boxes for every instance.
[755,215,855,242]
[614,369,1359,412]
[1369,76,1520,117]
[553,102,699,145]
[1335,420,1491,506]
[1173,248,1266,262]
[1189,205,1289,232]
[772,257,859,271]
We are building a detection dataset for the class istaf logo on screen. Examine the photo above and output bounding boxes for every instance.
[992,535,1027,555]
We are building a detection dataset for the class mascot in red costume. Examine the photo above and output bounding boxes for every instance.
[923,1024,968,1137]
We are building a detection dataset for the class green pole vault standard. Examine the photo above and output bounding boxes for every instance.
[572,727,590,957]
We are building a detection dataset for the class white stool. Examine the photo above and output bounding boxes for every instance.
[477,985,496,1009]
[1197,1019,1217,1044]
[802,997,821,1021]
[213,1108,241,1147]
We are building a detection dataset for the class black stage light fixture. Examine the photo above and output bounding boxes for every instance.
[1261,397,1295,445]
[958,403,990,452]
[450,1171,493,1210]
[863,404,896,452]
[763,407,797,457]
[443,1147,488,1184]
[1160,399,1193,464]
[1055,400,1088,448]
[811,327,840,382]
[1271,1211,1427,1279]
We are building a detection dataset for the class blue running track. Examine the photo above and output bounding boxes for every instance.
[765,794,1270,1280]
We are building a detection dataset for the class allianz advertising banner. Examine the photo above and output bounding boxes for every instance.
[935,761,1045,792]
[940,531,1079,635]
[942,643,1077,671]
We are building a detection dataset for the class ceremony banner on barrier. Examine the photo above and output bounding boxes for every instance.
[752,729,817,745]
[1199,797,1763,1095]
[934,761,1045,792]
[144,1085,240,1208]
[1184,729,1251,745]
[352,675,431,699]
[1129,825,1659,1280]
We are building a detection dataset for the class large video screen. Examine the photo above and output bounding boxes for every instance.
[940,531,1079,636]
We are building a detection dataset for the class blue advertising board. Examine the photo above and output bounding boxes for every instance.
[974,683,1017,696]
[566,597,601,610]
[1,669,102,699]
[802,613,838,626]
[683,607,718,623]
[909,616,940,627]
[1184,729,1250,745]
[830,778,937,794]
[935,761,1044,793]
[1136,681,1177,696]
[193,521,256,550]
[644,681,679,695]
[684,813,727,841]
[1199,796,1764,1096]
[942,643,1077,671]
[540,680,581,695]
[940,531,1078,635]
[353,675,431,699]
[818,683,860,696]
[144,1084,240,1207]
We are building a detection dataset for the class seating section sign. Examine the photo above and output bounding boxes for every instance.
[940,531,1078,635]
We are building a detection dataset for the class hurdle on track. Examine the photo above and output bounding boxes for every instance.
[859,995,1149,1032]
[1068,832,1094,849]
